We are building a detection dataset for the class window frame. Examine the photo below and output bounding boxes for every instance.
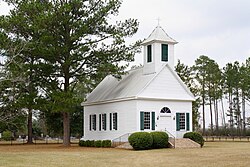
[144,112,151,130]
[147,45,152,63]
[161,44,168,62]
[113,113,118,130]
[91,114,96,131]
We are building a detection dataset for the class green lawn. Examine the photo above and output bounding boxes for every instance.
[0,142,250,167]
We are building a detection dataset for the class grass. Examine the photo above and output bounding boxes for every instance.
[1,142,250,167]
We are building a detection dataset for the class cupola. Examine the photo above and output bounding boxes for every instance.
[141,26,178,75]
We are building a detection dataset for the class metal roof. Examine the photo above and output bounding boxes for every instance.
[141,26,178,45]
[83,67,155,104]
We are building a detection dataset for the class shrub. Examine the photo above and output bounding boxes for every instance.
[2,131,12,141]
[85,140,91,147]
[79,140,86,147]
[94,140,102,147]
[90,140,95,147]
[151,131,169,149]
[183,132,204,147]
[128,132,153,150]
[102,140,111,147]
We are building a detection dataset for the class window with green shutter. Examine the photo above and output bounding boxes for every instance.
[186,113,190,131]
[162,44,168,61]
[147,45,152,62]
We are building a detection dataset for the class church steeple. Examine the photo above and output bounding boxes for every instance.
[141,26,178,75]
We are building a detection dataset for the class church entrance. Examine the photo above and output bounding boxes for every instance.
[157,107,173,135]
[158,115,172,133]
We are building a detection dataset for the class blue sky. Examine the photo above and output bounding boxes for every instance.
[1,0,250,68]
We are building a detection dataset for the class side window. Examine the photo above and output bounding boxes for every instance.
[91,114,96,131]
[140,111,155,130]
[113,113,118,130]
[161,44,168,61]
[147,45,152,62]
[176,113,189,131]
[102,114,107,130]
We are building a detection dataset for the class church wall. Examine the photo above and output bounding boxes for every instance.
[83,100,137,141]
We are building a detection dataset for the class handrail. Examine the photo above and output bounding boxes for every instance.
[112,133,131,147]
[162,130,175,148]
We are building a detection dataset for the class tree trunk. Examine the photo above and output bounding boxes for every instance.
[27,109,33,144]
[63,112,70,146]
[202,80,206,135]
[209,97,213,134]
[242,92,246,136]
[221,97,226,127]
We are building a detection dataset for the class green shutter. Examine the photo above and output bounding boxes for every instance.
[104,114,107,130]
[89,115,92,131]
[152,112,155,130]
[110,113,112,130]
[162,44,168,61]
[176,113,180,131]
[147,45,152,62]
[186,113,190,131]
[114,113,118,130]
[140,112,144,130]
[99,114,101,131]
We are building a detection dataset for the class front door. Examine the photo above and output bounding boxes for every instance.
[157,115,172,134]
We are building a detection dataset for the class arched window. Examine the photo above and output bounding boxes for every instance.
[160,107,171,113]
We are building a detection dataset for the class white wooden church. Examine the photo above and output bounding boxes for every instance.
[81,26,195,141]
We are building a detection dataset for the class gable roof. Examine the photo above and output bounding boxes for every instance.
[141,26,178,45]
[82,65,195,106]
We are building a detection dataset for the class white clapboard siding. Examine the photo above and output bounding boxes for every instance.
[138,65,194,101]
[83,100,137,141]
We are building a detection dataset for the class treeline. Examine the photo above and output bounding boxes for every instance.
[176,56,250,136]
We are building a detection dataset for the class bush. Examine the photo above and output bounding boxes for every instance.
[85,140,95,147]
[2,131,12,141]
[94,140,102,147]
[128,132,153,150]
[151,131,169,149]
[102,140,111,147]
[183,132,204,147]
[79,140,86,147]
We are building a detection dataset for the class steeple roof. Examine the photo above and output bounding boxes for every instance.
[142,26,178,45]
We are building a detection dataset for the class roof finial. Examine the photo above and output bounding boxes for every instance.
[156,17,161,27]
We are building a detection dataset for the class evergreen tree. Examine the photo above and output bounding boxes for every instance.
[1,0,140,146]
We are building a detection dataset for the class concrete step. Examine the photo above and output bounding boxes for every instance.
[175,138,201,148]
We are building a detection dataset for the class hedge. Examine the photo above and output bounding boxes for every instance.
[183,132,204,147]
[79,140,111,148]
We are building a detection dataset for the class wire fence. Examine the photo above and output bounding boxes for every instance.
[0,137,80,145]
[204,136,250,142]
